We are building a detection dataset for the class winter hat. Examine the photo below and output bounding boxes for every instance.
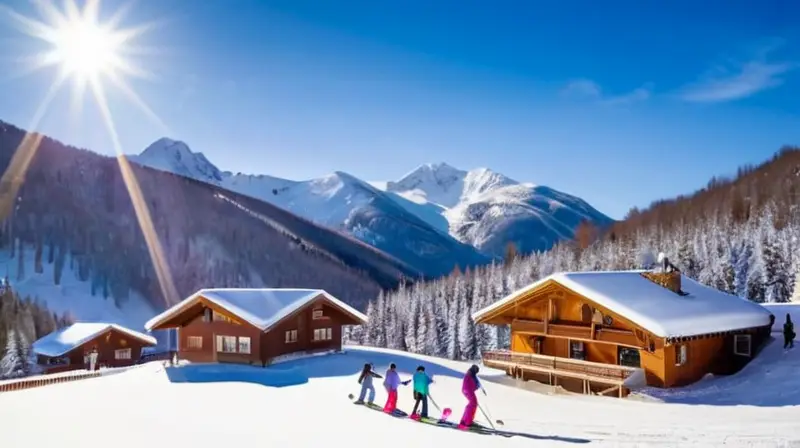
[389,363,396,369]
[469,364,480,374]
[416,365,425,372]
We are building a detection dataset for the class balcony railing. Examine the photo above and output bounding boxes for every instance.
[481,350,637,382]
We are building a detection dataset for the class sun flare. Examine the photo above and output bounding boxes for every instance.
[2,0,180,305]
[50,17,120,80]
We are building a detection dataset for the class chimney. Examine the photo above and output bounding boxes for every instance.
[642,253,683,294]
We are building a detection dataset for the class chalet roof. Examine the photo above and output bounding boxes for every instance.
[32,323,157,358]
[144,288,368,332]
[472,270,774,338]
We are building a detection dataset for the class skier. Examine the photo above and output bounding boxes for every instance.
[458,364,485,430]
[355,363,383,405]
[784,313,795,349]
[409,365,433,420]
[382,363,410,413]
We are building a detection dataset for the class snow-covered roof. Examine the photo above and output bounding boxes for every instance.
[472,270,774,338]
[145,288,368,332]
[32,323,157,358]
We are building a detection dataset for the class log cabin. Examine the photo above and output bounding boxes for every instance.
[32,323,157,374]
[144,288,368,366]
[472,266,774,397]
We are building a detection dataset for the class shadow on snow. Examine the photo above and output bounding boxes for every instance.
[164,346,470,388]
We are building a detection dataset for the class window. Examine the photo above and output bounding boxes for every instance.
[115,348,131,360]
[313,328,332,341]
[674,344,687,366]
[734,334,752,357]
[285,329,298,343]
[216,335,237,353]
[238,337,251,354]
[312,308,325,320]
[618,347,641,368]
[203,308,212,322]
[186,336,203,349]
[212,310,239,324]
[569,340,585,360]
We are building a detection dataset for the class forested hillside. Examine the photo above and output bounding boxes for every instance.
[0,286,72,379]
[348,146,800,360]
[0,120,419,314]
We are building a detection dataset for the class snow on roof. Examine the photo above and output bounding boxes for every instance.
[32,323,157,358]
[472,270,774,338]
[145,288,368,332]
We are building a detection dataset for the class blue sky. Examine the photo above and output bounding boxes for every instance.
[0,0,798,219]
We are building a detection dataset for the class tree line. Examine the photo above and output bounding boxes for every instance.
[346,193,799,360]
[0,286,72,379]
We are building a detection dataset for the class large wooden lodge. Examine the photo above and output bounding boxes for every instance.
[144,288,368,366]
[472,262,774,397]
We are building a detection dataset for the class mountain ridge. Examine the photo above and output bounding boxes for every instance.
[131,138,614,269]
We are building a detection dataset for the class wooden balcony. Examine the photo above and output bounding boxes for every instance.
[510,318,641,348]
[481,350,641,398]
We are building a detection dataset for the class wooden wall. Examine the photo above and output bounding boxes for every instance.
[262,296,358,362]
[176,300,263,365]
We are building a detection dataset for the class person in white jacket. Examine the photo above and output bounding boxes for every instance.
[88,347,99,371]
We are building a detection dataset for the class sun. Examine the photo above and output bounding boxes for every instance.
[50,16,121,81]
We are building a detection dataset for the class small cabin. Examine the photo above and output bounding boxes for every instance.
[144,288,368,366]
[32,323,157,374]
[472,267,774,396]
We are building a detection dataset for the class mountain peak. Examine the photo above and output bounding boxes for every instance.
[135,138,223,183]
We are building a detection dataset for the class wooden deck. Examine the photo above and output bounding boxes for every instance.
[482,350,640,398]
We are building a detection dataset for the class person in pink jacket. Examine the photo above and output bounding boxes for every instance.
[458,364,484,429]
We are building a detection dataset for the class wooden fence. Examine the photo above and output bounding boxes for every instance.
[0,370,102,394]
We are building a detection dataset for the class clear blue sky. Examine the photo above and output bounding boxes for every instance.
[0,0,798,219]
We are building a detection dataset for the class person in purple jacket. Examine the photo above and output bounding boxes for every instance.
[382,363,411,413]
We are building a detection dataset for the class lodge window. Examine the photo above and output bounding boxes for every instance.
[618,347,641,368]
[313,328,332,341]
[674,344,687,366]
[186,336,203,349]
[238,337,251,354]
[216,335,238,353]
[312,308,325,320]
[733,334,752,357]
[569,340,585,360]
[213,310,239,324]
[115,348,132,360]
[285,329,298,343]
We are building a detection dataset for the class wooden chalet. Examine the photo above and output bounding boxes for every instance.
[472,264,774,397]
[32,323,157,374]
[144,288,368,366]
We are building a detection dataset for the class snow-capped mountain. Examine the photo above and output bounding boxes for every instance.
[138,138,224,183]
[130,140,612,273]
[378,163,615,256]
[129,143,490,278]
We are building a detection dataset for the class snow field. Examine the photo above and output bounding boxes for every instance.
[1,344,800,447]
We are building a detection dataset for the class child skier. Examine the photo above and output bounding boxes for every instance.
[458,364,485,430]
[355,363,383,405]
[382,363,410,413]
[409,365,433,420]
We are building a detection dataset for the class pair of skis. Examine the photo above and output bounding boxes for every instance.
[349,394,509,437]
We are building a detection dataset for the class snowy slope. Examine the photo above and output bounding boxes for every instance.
[0,246,156,332]
[130,146,490,278]
[382,163,615,257]
[2,345,799,447]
